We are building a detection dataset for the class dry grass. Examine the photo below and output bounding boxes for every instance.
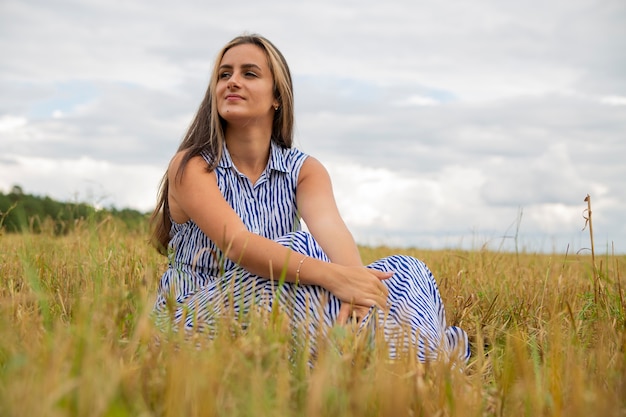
[1,217,625,416]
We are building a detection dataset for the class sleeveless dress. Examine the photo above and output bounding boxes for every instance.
[153,142,470,363]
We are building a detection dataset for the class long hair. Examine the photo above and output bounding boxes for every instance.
[149,34,295,254]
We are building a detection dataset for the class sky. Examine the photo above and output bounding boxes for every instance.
[1,0,625,253]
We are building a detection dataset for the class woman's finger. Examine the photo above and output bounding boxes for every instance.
[368,269,394,281]
[337,303,372,326]
[353,305,371,323]
[337,302,351,325]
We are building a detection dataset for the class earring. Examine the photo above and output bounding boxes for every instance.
[274,104,279,110]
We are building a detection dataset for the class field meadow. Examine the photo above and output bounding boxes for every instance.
[1,216,625,416]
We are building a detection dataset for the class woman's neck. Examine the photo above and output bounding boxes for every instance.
[225,126,272,184]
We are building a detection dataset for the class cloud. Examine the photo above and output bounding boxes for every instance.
[600,95,626,106]
[0,154,162,212]
[0,115,27,132]
[1,0,624,253]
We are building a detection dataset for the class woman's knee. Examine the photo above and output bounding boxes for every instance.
[275,230,311,244]
[274,231,329,261]
[369,254,425,271]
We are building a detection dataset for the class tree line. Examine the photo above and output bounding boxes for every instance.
[0,185,150,234]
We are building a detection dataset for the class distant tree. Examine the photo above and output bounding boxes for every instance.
[0,187,149,234]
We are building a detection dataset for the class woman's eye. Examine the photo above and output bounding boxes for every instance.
[245,71,258,77]
[219,72,231,79]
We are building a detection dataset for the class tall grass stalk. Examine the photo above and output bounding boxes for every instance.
[1,216,625,416]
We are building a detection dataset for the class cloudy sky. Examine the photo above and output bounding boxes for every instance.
[1,0,625,253]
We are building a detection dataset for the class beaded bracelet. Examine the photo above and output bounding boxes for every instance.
[295,256,308,284]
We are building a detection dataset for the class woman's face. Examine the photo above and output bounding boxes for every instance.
[216,43,277,127]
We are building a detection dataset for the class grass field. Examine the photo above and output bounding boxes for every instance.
[1,217,625,416]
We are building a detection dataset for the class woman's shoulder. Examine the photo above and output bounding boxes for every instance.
[287,150,330,187]
[298,154,327,176]
[167,150,213,182]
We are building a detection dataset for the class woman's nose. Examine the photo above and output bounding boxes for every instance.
[227,73,240,89]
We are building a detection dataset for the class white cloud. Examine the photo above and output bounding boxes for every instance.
[0,154,162,212]
[394,95,441,107]
[1,0,624,253]
[600,95,626,106]
[0,115,27,132]
[480,142,599,206]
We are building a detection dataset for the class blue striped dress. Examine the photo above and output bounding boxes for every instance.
[153,141,470,363]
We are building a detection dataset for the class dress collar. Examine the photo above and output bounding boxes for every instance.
[218,140,289,173]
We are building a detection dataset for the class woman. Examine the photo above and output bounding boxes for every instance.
[151,34,469,363]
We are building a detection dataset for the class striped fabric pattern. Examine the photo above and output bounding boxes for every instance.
[153,141,470,363]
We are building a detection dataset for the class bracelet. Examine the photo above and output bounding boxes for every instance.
[295,256,308,284]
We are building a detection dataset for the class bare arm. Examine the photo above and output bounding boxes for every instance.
[167,152,389,309]
[296,157,362,266]
[296,157,392,321]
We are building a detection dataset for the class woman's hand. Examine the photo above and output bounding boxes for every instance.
[335,267,392,325]
[337,303,373,326]
[326,266,392,312]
